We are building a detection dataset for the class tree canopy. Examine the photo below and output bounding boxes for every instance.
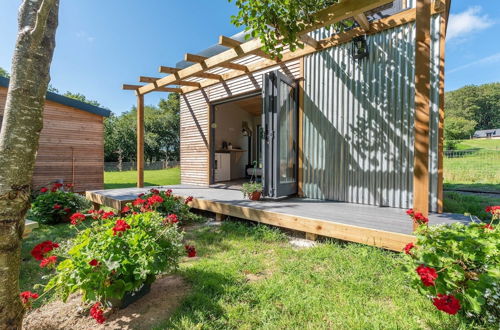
[0,66,10,78]
[445,82,500,140]
[229,0,343,59]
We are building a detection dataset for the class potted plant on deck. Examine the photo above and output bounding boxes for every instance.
[242,182,263,201]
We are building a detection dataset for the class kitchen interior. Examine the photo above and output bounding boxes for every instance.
[212,95,262,187]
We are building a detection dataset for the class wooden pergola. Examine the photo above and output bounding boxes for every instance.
[123,0,450,222]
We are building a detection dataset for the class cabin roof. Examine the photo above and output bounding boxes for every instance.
[473,128,500,137]
[0,76,111,117]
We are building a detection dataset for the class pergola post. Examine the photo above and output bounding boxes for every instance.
[412,0,431,229]
[136,93,145,188]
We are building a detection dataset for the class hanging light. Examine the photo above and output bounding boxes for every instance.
[352,35,369,60]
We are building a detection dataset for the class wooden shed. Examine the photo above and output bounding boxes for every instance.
[123,0,450,219]
[0,76,111,192]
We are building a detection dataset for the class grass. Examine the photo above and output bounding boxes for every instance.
[444,139,500,193]
[104,167,180,189]
[444,191,500,220]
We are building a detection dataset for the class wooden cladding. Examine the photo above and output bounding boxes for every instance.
[0,87,105,192]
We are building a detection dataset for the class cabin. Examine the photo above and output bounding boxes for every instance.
[0,76,111,192]
[473,128,500,139]
[88,0,462,252]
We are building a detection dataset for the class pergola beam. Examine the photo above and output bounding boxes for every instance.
[299,34,321,50]
[123,84,182,93]
[159,66,180,74]
[354,13,370,31]
[219,35,274,60]
[138,0,394,95]
[185,53,248,72]
[139,76,160,83]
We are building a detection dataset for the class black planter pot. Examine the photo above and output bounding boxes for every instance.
[109,276,155,309]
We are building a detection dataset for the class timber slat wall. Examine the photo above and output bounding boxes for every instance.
[0,87,105,192]
[180,59,302,186]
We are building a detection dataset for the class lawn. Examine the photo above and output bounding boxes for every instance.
[22,220,476,329]
[444,139,500,193]
[104,167,180,189]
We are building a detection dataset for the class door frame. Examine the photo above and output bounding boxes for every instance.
[208,90,262,185]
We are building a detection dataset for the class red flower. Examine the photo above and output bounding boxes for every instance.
[485,206,500,214]
[64,207,72,214]
[150,188,160,195]
[65,183,74,189]
[184,196,194,204]
[20,291,39,306]
[70,212,86,225]
[406,209,414,216]
[138,193,145,197]
[185,245,197,258]
[483,224,494,230]
[133,198,145,206]
[89,259,100,267]
[31,241,59,260]
[165,189,172,197]
[53,204,62,210]
[121,206,131,214]
[40,187,48,193]
[164,214,179,224]
[50,186,58,192]
[40,255,57,268]
[414,212,429,225]
[53,183,63,189]
[147,194,164,205]
[101,211,115,219]
[112,219,131,236]
[90,302,106,324]
[404,242,415,254]
[416,265,438,287]
[432,294,461,315]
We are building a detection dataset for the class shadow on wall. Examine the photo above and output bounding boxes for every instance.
[301,22,439,210]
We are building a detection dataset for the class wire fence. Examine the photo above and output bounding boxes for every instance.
[104,160,179,172]
[443,149,500,189]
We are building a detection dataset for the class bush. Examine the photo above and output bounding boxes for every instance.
[43,211,183,305]
[126,188,203,224]
[403,207,500,325]
[31,183,91,224]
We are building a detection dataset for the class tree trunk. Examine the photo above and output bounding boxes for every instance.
[0,0,59,328]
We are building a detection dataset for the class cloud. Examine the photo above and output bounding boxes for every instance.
[448,52,500,74]
[76,31,95,43]
[447,6,493,42]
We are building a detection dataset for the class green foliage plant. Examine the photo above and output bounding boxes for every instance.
[403,207,500,325]
[31,183,91,224]
[229,0,345,59]
[241,182,263,198]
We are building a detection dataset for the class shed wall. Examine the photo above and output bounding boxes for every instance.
[302,18,441,211]
[180,59,301,185]
[0,87,105,192]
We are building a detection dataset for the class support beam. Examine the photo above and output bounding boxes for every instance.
[137,94,145,188]
[412,0,431,227]
[159,66,180,74]
[185,53,248,72]
[219,35,274,60]
[140,76,195,89]
[139,76,160,83]
[123,84,182,93]
[175,80,201,88]
[299,34,321,50]
[193,72,223,80]
[354,13,370,31]
[123,84,142,90]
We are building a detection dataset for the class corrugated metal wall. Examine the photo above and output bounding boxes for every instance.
[302,17,441,211]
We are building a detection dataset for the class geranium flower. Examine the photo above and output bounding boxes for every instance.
[133,198,145,206]
[64,207,72,214]
[404,242,415,254]
[50,186,58,192]
[485,206,500,214]
[31,241,59,260]
[40,255,57,268]
[89,259,100,267]
[112,219,131,236]
[70,212,86,225]
[150,188,160,195]
[184,196,194,204]
[147,195,164,206]
[416,265,438,287]
[121,206,131,214]
[413,212,429,225]
[20,291,39,306]
[165,189,173,197]
[185,245,197,258]
[53,204,62,210]
[101,211,115,219]
[90,302,106,324]
[53,183,63,189]
[138,193,145,197]
[406,209,414,216]
[65,183,74,189]
[164,214,179,224]
[432,294,461,315]
[40,187,48,193]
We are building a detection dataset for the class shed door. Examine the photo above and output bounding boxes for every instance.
[262,71,298,198]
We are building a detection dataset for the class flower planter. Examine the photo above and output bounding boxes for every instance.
[108,275,155,309]
[248,191,261,201]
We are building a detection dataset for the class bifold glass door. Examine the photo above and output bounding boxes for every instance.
[262,71,298,198]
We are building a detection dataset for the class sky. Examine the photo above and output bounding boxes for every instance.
[0,1,499,115]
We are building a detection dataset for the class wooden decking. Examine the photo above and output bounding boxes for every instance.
[86,185,469,252]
